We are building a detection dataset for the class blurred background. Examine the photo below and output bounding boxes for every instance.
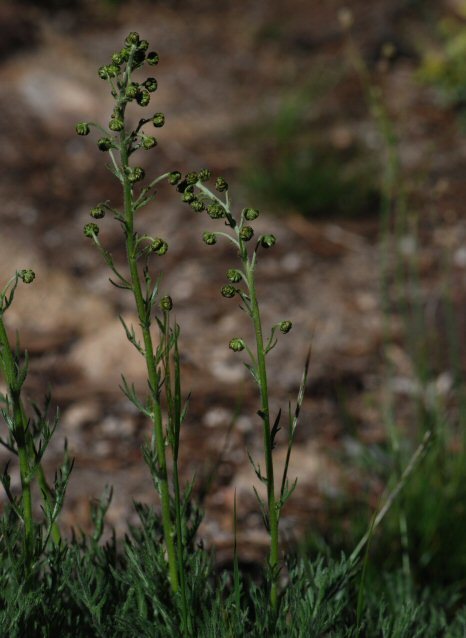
[0,0,465,590]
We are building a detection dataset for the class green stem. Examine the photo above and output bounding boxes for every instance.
[245,261,279,614]
[163,313,189,633]
[119,136,179,594]
[0,317,34,565]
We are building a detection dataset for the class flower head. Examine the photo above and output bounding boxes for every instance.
[260,234,276,248]
[19,269,35,284]
[279,320,292,334]
[160,296,173,312]
[240,226,254,241]
[215,177,228,192]
[203,232,217,245]
[76,122,90,136]
[229,338,245,352]
[83,223,99,238]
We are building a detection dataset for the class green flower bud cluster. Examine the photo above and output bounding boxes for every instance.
[221,285,236,298]
[168,171,181,185]
[142,135,157,150]
[198,169,211,182]
[144,78,158,93]
[146,51,160,66]
[279,320,292,334]
[226,269,242,283]
[215,177,228,192]
[19,269,35,284]
[136,89,151,107]
[182,188,195,203]
[125,31,140,46]
[191,200,205,212]
[229,338,245,352]
[186,172,198,185]
[239,226,254,242]
[98,64,120,80]
[260,234,276,248]
[243,207,259,221]
[125,83,139,100]
[126,166,145,184]
[203,232,216,245]
[83,222,99,238]
[160,295,173,311]
[152,113,165,127]
[97,137,114,152]
[150,238,168,255]
[109,118,124,132]
[76,122,90,136]
[90,205,106,219]
[207,203,225,219]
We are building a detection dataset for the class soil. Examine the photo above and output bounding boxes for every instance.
[0,0,464,564]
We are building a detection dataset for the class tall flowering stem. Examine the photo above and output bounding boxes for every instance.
[173,172,306,614]
[77,33,180,594]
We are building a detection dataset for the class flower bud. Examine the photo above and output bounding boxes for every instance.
[207,203,225,219]
[19,269,35,284]
[182,190,195,203]
[119,48,130,62]
[125,32,140,47]
[244,207,259,221]
[109,118,124,132]
[144,77,158,93]
[142,136,157,150]
[151,238,168,255]
[221,284,236,298]
[136,89,151,107]
[239,226,254,241]
[191,199,205,212]
[97,137,114,151]
[138,39,149,52]
[260,234,276,248]
[83,222,99,238]
[203,232,216,245]
[185,172,198,185]
[132,49,146,65]
[125,83,139,100]
[107,64,120,78]
[198,168,211,182]
[279,320,292,334]
[127,167,145,183]
[229,338,245,352]
[168,171,181,185]
[160,295,173,311]
[112,52,124,65]
[227,269,242,283]
[152,112,165,127]
[98,66,110,80]
[146,51,159,65]
[76,122,90,136]
[215,177,228,192]
[90,205,106,219]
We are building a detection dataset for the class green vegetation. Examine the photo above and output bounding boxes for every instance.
[0,29,465,637]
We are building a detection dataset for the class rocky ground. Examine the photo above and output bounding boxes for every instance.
[0,0,464,563]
